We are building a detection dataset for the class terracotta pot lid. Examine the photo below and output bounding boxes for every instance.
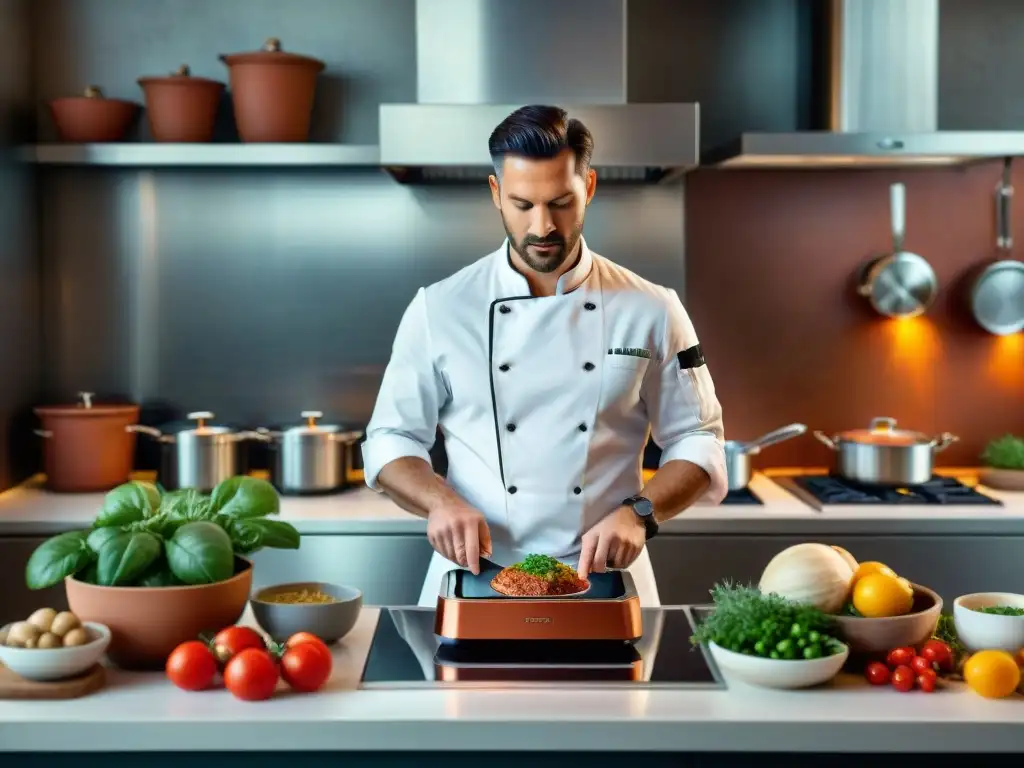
[35,391,139,418]
[219,38,325,71]
[138,64,225,88]
[52,85,139,107]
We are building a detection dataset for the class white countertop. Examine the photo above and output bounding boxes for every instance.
[0,606,1021,754]
[0,470,1022,536]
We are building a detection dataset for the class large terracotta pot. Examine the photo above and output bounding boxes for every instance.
[49,85,139,143]
[33,392,140,493]
[138,65,225,142]
[65,557,253,670]
[219,38,324,142]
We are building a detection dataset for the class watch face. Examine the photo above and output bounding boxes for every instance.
[632,498,654,518]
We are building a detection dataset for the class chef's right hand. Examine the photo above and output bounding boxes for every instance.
[426,502,492,575]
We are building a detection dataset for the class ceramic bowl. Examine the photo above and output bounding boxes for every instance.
[0,622,111,682]
[707,640,849,689]
[953,592,1024,653]
[250,581,362,644]
[832,583,942,654]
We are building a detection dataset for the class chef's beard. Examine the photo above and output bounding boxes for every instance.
[502,214,584,275]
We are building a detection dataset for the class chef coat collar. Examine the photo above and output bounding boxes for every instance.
[497,237,594,297]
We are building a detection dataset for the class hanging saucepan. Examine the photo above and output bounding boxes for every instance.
[725,423,807,490]
[813,417,958,486]
[252,411,363,495]
[127,411,256,492]
[969,158,1024,336]
[857,182,939,319]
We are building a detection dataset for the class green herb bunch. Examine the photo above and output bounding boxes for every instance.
[690,581,846,660]
[980,434,1024,470]
[514,554,564,579]
[25,476,299,590]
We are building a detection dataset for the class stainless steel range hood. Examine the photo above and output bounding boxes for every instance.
[379,0,698,183]
[706,0,1024,169]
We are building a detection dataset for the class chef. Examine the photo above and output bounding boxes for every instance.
[361,104,727,608]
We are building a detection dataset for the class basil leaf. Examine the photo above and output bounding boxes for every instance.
[135,557,183,587]
[86,525,124,554]
[25,530,93,590]
[229,517,300,554]
[96,481,160,527]
[165,521,234,585]
[96,531,162,586]
[160,489,214,521]
[210,477,280,519]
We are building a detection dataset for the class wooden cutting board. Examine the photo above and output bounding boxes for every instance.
[0,663,105,699]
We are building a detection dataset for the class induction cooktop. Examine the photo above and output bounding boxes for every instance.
[359,606,726,689]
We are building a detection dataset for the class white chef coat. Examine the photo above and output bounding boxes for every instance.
[362,237,727,608]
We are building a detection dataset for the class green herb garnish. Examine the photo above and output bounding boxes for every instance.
[980,434,1024,470]
[973,605,1024,616]
[932,614,968,672]
[513,554,565,580]
[690,581,846,660]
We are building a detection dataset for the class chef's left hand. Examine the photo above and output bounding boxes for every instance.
[577,506,646,580]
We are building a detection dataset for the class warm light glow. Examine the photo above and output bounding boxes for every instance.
[985,333,1024,391]
[881,318,943,405]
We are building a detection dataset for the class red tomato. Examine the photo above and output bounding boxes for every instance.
[281,641,333,693]
[916,667,937,693]
[886,646,915,669]
[213,626,266,660]
[166,640,218,691]
[920,639,954,672]
[891,664,915,692]
[285,631,330,652]
[223,648,279,701]
[864,661,891,686]
[910,655,934,675]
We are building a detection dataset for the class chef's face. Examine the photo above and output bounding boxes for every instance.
[488,149,597,274]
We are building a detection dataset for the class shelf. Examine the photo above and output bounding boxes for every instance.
[20,143,381,167]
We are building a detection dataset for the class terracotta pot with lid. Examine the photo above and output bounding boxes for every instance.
[813,417,959,486]
[219,38,325,142]
[49,86,140,143]
[33,392,140,493]
[138,65,225,142]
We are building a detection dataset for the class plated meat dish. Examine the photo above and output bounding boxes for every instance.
[490,554,589,597]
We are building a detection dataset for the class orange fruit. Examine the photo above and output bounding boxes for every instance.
[964,650,1021,699]
[852,572,914,618]
[851,561,897,586]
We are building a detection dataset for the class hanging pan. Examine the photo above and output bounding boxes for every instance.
[970,158,1024,336]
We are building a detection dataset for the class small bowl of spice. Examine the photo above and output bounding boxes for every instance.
[953,592,1024,653]
[250,582,362,645]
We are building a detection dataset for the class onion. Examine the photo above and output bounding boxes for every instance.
[831,545,859,573]
[758,543,854,614]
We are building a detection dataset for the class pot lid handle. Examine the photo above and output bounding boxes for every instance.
[83,85,104,98]
[173,64,191,77]
[77,391,95,409]
[263,37,282,52]
[187,411,214,428]
[300,410,323,428]
[868,416,898,433]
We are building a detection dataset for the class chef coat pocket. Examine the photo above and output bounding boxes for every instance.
[676,365,713,424]
[606,354,651,370]
[602,355,649,403]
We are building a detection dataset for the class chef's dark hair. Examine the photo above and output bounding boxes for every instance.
[488,105,594,179]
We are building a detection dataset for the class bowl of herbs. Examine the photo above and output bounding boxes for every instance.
[953,592,1024,653]
[979,434,1024,491]
[691,581,849,689]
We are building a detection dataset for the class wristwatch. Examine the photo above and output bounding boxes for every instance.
[623,495,658,540]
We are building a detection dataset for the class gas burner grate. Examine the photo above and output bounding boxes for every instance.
[720,487,763,505]
[794,475,1002,506]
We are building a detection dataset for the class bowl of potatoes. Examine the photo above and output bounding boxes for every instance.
[0,608,111,681]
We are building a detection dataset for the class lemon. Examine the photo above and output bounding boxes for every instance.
[852,572,914,618]
[964,650,1021,699]
[852,561,898,586]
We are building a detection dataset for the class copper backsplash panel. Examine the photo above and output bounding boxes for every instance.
[685,161,1024,469]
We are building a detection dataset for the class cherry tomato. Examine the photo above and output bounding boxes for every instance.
[910,655,934,675]
[213,625,266,661]
[224,648,279,701]
[864,661,891,686]
[891,664,915,692]
[285,631,330,652]
[886,646,915,669]
[920,639,954,673]
[281,641,333,692]
[916,667,938,693]
[166,640,218,691]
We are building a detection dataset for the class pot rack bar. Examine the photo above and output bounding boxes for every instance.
[18,143,381,167]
